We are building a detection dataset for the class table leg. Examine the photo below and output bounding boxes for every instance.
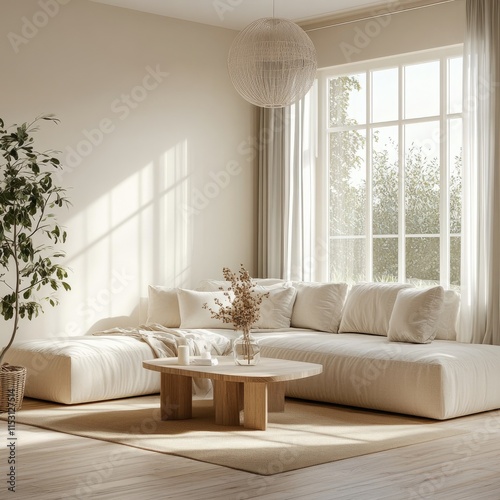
[268,382,286,412]
[243,382,268,430]
[213,380,243,426]
[160,373,192,420]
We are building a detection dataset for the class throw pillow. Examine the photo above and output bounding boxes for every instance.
[177,289,233,329]
[387,286,445,343]
[253,286,297,329]
[291,282,348,332]
[434,289,460,340]
[146,285,181,328]
[339,282,413,336]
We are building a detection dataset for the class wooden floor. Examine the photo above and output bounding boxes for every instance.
[4,406,500,500]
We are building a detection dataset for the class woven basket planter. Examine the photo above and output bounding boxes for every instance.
[0,364,27,412]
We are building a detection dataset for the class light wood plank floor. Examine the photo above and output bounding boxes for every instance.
[3,406,500,500]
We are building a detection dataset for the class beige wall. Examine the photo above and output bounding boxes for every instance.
[0,0,257,339]
[0,0,466,342]
[307,0,466,69]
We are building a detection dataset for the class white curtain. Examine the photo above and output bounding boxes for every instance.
[460,0,500,344]
[258,84,328,281]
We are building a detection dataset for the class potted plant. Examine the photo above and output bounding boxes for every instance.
[0,115,71,411]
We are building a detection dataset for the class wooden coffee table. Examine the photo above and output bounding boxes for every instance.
[143,357,322,430]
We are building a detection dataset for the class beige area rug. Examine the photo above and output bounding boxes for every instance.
[3,396,464,475]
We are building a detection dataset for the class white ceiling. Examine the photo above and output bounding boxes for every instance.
[91,0,390,30]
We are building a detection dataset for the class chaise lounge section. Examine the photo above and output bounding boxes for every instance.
[5,335,161,404]
[254,330,500,420]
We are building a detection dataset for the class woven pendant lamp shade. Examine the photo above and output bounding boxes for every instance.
[228,17,317,108]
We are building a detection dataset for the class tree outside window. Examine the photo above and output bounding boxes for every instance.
[325,49,462,288]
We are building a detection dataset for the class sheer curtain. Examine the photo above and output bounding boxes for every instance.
[258,84,328,281]
[460,0,500,344]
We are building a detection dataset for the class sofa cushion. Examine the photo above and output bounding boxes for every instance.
[339,282,412,336]
[177,289,233,329]
[254,286,297,329]
[179,285,296,330]
[146,285,181,328]
[387,286,445,343]
[435,289,460,340]
[248,329,500,420]
[291,282,348,333]
[4,336,161,404]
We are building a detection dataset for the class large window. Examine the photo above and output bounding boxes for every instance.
[320,47,463,288]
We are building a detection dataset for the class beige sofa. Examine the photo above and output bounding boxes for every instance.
[6,281,500,420]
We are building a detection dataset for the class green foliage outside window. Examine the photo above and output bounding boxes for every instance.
[328,75,462,286]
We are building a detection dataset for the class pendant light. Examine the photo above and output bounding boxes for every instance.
[227,1,317,108]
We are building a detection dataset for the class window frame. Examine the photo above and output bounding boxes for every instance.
[318,45,463,287]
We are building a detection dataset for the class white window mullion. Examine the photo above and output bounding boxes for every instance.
[440,56,451,288]
[366,70,373,282]
[318,77,330,282]
[398,63,406,283]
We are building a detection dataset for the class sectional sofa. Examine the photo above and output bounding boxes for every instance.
[6,280,500,420]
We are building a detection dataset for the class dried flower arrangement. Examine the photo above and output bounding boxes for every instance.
[203,264,268,364]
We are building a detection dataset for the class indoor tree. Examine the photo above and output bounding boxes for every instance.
[0,115,71,368]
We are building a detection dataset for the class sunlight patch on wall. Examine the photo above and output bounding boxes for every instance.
[56,140,190,335]
[162,140,191,287]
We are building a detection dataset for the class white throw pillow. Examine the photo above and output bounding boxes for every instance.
[253,286,297,329]
[291,282,348,333]
[339,282,413,336]
[434,289,460,340]
[146,285,181,328]
[387,286,445,343]
[177,289,233,329]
